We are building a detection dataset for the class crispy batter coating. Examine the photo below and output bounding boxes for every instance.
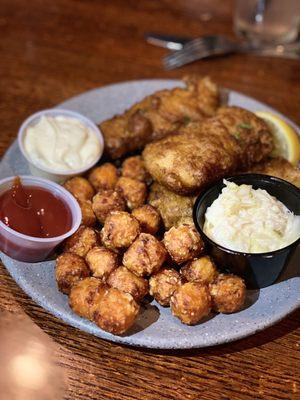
[92,287,140,335]
[88,163,119,191]
[215,107,273,167]
[143,106,273,195]
[69,277,107,320]
[149,267,182,306]
[115,177,147,210]
[170,282,211,325]
[77,199,96,227]
[64,226,98,258]
[132,205,161,234]
[248,157,300,188]
[157,76,220,123]
[186,75,220,117]
[163,224,204,264]
[122,156,150,183]
[123,233,167,277]
[107,266,149,302]
[143,123,238,195]
[209,274,246,314]
[86,246,118,280]
[64,177,94,201]
[55,252,90,294]
[92,190,126,224]
[101,211,140,251]
[148,182,195,229]
[181,256,218,285]
[100,76,220,159]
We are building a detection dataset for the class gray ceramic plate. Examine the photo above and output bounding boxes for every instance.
[1,80,299,349]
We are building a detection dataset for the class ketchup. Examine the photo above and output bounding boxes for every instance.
[0,177,72,238]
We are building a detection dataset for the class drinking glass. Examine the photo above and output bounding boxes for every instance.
[234,0,300,45]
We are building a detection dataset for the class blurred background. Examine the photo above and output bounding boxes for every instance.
[0,1,299,399]
[1,0,299,147]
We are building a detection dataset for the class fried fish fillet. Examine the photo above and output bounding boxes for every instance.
[249,157,300,188]
[149,157,300,230]
[100,76,220,159]
[143,106,273,195]
[148,182,195,229]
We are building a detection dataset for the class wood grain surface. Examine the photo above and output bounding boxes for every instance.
[0,0,299,399]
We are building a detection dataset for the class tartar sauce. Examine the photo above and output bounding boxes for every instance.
[203,180,300,253]
[23,115,101,172]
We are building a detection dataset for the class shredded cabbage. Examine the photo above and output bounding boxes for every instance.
[203,180,300,253]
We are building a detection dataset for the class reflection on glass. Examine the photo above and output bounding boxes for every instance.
[234,0,300,45]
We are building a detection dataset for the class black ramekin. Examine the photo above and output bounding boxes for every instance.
[193,174,300,288]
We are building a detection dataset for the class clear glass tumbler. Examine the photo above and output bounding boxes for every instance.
[234,0,300,45]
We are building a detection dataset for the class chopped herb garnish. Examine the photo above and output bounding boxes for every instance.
[183,116,191,125]
[237,122,252,130]
[233,131,240,139]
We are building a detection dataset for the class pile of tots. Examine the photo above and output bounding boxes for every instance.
[56,156,246,335]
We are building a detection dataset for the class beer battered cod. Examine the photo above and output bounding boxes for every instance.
[100,76,220,159]
[143,106,273,195]
[148,182,195,229]
[148,158,300,230]
[249,157,300,188]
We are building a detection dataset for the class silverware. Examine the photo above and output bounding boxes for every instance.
[144,32,190,50]
[145,33,300,69]
[163,35,244,69]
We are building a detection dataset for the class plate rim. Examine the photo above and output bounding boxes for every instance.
[57,78,299,130]
[1,78,299,349]
[2,251,299,349]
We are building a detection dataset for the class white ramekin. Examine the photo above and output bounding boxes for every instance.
[18,108,104,183]
[0,175,82,262]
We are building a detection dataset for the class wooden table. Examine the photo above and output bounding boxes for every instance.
[1,1,299,399]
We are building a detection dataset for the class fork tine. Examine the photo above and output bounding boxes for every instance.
[164,51,205,69]
[163,35,236,69]
[163,38,207,62]
[163,46,206,66]
[163,53,197,69]
[163,42,211,69]
[179,37,207,51]
[163,38,209,69]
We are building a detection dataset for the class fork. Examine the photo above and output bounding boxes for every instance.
[161,35,300,70]
[163,35,239,69]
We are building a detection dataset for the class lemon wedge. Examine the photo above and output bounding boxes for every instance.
[255,111,300,166]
